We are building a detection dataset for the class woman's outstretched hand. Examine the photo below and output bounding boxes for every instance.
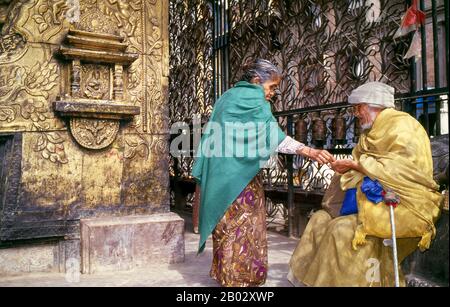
[297,146,335,165]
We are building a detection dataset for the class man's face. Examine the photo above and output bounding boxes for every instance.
[353,103,375,130]
[261,77,281,101]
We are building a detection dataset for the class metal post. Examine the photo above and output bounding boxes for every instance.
[407,0,417,95]
[445,0,450,89]
[225,0,230,91]
[424,97,430,134]
[420,0,428,90]
[431,0,440,89]
[287,115,295,238]
[212,0,217,102]
[431,0,440,136]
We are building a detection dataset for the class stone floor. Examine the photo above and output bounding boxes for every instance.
[0,212,298,287]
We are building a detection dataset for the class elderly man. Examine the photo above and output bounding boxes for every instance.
[288,82,443,287]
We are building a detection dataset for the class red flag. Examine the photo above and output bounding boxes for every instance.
[394,0,426,38]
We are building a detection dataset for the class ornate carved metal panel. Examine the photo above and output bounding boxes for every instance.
[228,0,412,111]
[169,0,214,186]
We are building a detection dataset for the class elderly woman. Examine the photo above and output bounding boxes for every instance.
[192,59,334,287]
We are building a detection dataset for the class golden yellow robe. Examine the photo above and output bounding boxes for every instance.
[288,109,443,287]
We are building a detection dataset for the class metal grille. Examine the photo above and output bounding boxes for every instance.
[169,0,215,182]
[169,0,214,125]
[213,0,230,99]
[229,0,414,111]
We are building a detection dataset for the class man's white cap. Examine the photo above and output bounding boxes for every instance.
[348,81,395,108]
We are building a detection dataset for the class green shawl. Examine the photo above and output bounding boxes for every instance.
[192,81,286,253]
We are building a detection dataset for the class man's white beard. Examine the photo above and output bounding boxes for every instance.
[360,111,378,131]
[360,122,373,131]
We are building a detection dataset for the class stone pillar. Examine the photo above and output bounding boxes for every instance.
[80,213,184,274]
[113,64,124,101]
[71,59,81,98]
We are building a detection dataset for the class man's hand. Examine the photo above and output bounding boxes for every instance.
[298,147,335,164]
[330,159,359,174]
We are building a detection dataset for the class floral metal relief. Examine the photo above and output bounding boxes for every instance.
[33,122,69,164]
[70,118,120,150]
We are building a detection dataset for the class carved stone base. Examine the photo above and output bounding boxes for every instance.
[0,243,58,276]
[0,239,80,276]
[80,213,185,274]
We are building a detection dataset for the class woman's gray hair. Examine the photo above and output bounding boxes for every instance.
[240,59,282,83]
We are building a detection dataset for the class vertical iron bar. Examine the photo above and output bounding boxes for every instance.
[212,0,217,102]
[412,99,417,119]
[220,0,225,94]
[217,1,221,98]
[424,98,430,134]
[436,97,441,135]
[287,115,295,238]
[445,0,450,89]
[194,3,198,117]
[225,0,230,90]
[410,50,417,93]
[432,0,440,89]
[216,0,220,98]
[218,50,222,96]
[420,0,428,90]
[409,0,417,94]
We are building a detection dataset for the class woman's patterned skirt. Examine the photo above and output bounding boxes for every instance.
[210,174,267,287]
